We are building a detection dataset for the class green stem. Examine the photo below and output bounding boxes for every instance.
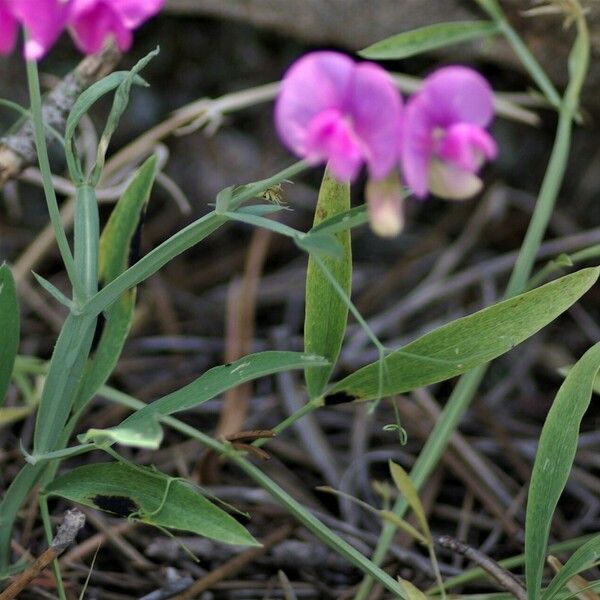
[473,0,562,110]
[356,7,590,599]
[528,243,600,290]
[25,55,82,299]
[73,185,99,305]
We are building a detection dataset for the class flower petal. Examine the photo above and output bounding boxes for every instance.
[0,1,18,54]
[348,62,403,180]
[9,0,72,60]
[437,122,497,172]
[111,0,164,28]
[428,159,483,200]
[420,66,494,128]
[366,171,405,237]
[304,108,363,181]
[274,51,354,160]
[401,95,434,199]
[71,2,131,54]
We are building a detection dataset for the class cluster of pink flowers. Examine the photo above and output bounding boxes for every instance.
[0,0,163,60]
[275,52,497,236]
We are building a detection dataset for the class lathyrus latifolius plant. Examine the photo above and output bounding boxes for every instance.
[0,1,598,598]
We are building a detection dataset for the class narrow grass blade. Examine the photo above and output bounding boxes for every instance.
[304,167,351,397]
[525,342,600,600]
[543,534,600,600]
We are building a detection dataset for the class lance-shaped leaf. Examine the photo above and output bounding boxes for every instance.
[73,156,157,413]
[360,21,500,60]
[325,268,599,402]
[82,351,328,448]
[304,166,352,397]
[526,342,600,600]
[45,462,258,546]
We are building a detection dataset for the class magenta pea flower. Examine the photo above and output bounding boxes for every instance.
[275,51,403,183]
[70,0,164,55]
[402,66,497,200]
[7,0,72,60]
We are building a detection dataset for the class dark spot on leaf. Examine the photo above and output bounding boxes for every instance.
[316,207,328,220]
[324,391,358,405]
[92,495,139,517]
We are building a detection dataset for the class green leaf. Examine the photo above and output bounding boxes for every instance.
[359,21,500,60]
[82,351,328,448]
[74,157,157,412]
[65,71,147,182]
[525,342,600,600]
[310,204,369,237]
[237,204,290,217]
[389,461,431,542]
[296,232,344,259]
[304,167,351,398]
[44,462,258,546]
[325,267,599,402]
[90,49,159,184]
[0,265,19,408]
[543,534,600,600]
[81,211,227,319]
[32,272,73,308]
[33,313,97,454]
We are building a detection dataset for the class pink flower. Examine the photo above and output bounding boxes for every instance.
[402,66,497,200]
[2,0,163,59]
[70,0,164,54]
[274,51,403,183]
[7,0,72,60]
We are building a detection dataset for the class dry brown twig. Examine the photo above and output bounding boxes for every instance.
[435,535,527,600]
[0,42,121,187]
[0,508,86,600]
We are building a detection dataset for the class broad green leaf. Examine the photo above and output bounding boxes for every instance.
[525,342,600,600]
[325,268,599,402]
[304,167,351,398]
[45,462,258,546]
[359,21,500,60]
[74,156,157,412]
[543,535,600,600]
[82,351,328,448]
[0,265,19,408]
[389,461,431,542]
